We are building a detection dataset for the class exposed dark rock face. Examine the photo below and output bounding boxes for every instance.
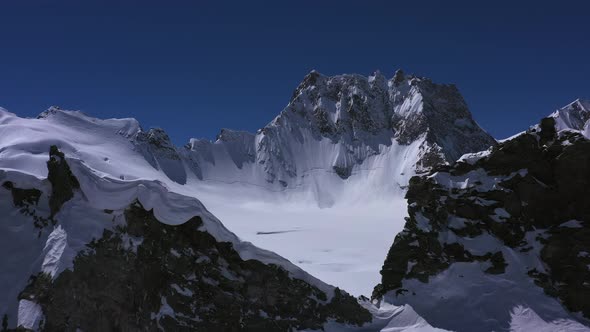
[134,128,187,185]
[135,128,180,159]
[286,71,497,162]
[333,165,352,180]
[392,78,496,164]
[2,181,49,232]
[0,146,80,235]
[393,69,405,87]
[22,203,370,331]
[374,118,590,324]
[46,145,80,218]
[2,182,41,208]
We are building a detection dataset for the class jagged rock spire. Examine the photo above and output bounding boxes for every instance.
[393,69,405,86]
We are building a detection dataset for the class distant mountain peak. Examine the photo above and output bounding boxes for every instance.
[550,98,590,132]
[37,105,65,119]
[184,70,497,203]
[285,70,495,158]
[393,69,405,86]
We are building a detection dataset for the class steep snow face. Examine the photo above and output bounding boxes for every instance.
[550,99,590,133]
[187,70,496,203]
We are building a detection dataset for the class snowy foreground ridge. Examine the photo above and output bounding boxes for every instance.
[0,70,589,331]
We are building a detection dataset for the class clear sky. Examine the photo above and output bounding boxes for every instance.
[1,1,588,144]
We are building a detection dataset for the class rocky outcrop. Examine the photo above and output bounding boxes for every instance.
[133,128,187,185]
[19,202,369,331]
[2,181,44,227]
[374,117,590,331]
[8,147,371,331]
[46,145,80,218]
[0,144,78,233]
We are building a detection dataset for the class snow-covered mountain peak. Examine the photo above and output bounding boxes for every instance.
[270,70,495,177]
[283,70,491,151]
[36,105,63,119]
[550,98,590,133]
[35,106,142,139]
[181,70,497,208]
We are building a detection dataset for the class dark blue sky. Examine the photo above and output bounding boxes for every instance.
[1,1,588,144]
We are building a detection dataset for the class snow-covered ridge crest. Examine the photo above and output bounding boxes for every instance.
[37,105,142,138]
[550,99,590,130]
[548,98,590,137]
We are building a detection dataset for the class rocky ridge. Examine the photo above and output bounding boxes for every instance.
[374,114,590,331]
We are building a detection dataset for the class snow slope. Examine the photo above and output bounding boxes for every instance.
[549,99,590,137]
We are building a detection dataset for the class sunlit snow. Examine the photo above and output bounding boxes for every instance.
[196,185,408,297]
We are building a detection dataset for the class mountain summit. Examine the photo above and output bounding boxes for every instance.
[550,98,590,134]
[188,70,496,205]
